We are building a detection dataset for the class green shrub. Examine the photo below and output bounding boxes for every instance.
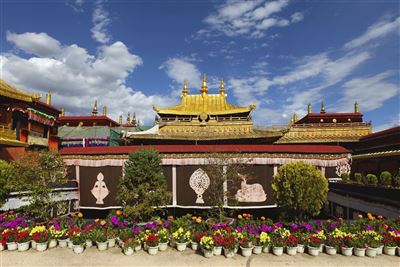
[379,171,392,187]
[365,174,378,185]
[340,173,350,182]
[393,174,400,188]
[353,173,363,183]
[0,160,14,207]
[272,162,328,220]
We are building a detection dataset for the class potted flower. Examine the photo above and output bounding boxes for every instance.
[363,230,382,257]
[3,229,17,251]
[0,231,5,251]
[353,234,366,257]
[212,233,224,256]
[70,233,85,254]
[325,230,342,255]
[200,236,214,258]
[16,229,31,252]
[239,237,253,257]
[382,232,397,256]
[259,232,271,253]
[32,229,50,252]
[271,234,285,256]
[106,228,118,248]
[29,225,47,250]
[341,234,354,256]
[93,229,108,251]
[192,231,205,251]
[252,235,263,255]
[157,228,169,251]
[49,225,68,248]
[285,234,299,256]
[308,235,322,256]
[222,236,236,258]
[172,227,191,251]
[145,233,159,255]
[294,232,308,253]
[122,238,140,255]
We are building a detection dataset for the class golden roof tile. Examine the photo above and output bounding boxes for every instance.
[0,80,36,102]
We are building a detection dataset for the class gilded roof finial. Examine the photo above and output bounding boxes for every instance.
[219,79,225,95]
[200,73,208,95]
[102,106,107,116]
[119,115,123,125]
[126,112,131,124]
[60,107,65,117]
[320,100,325,114]
[132,112,137,127]
[308,103,312,114]
[92,100,98,116]
[45,91,52,105]
[354,101,359,113]
[182,80,188,96]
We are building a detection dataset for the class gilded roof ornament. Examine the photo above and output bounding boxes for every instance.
[320,101,325,114]
[219,79,225,95]
[354,101,359,113]
[92,100,98,116]
[182,80,189,96]
[200,73,208,95]
[119,115,123,125]
[45,91,52,105]
[102,106,107,116]
[127,112,131,124]
[308,103,312,114]
[60,107,65,117]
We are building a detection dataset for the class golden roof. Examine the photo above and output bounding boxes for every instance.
[0,80,36,102]
[154,94,255,116]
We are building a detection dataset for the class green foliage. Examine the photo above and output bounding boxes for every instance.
[353,173,363,183]
[0,160,14,207]
[364,174,378,185]
[116,149,171,222]
[379,171,392,187]
[340,173,350,182]
[11,151,67,221]
[393,173,400,188]
[272,162,328,220]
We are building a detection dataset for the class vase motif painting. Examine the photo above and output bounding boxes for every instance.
[91,172,110,204]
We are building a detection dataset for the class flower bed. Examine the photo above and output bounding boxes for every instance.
[0,211,399,258]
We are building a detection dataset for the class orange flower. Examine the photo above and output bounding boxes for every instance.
[192,216,197,221]
[195,218,202,223]
[116,210,122,216]
[94,218,99,223]
[77,212,83,218]
[367,213,374,220]
[100,220,107,226]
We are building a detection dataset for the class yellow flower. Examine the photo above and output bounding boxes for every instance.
[195,218,202,223]
[77,212,83,218]
[116,210,122,216]
[100,220,107,226]
[238,214,243,219]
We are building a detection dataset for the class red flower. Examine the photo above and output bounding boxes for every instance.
[194,232,206,243]
[212,233,224,246]
[146,234,159,247]
[222,236,236,250]
[285,235,299,247]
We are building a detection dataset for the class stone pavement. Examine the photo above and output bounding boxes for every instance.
[1,246,399,267]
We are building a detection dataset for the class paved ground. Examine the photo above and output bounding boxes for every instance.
[1,246,399,267]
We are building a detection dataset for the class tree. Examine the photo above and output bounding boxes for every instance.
[0,160,15,207]
[364,174,378,185]
[116,149,171,222]
[272,162,328,220]
[202,153,252,222]
[379,171,392,187]
[12,151,67,221]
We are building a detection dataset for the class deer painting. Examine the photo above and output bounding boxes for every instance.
[235,173,267,202]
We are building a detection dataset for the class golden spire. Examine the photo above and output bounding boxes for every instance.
[200,73,208,95]
[354,101,359,113]
[119,115,123,125]
[219,79,225,95]
[92,100,98,116]
[60,107,65,117]
[126,112,131,124]
[320,100,325,114]
[132,112,137,127]
[308,103,312,114]
[45,91,52,105]
[182,80,188,96]
[102,106,107,116]
[290,113,297,124]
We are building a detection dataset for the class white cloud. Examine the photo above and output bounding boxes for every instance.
[200,0,302,39]
[1,32,175,124]
[336,71,399,112]
[159,58,202,90]
[344,16,400,50]
[91,0,111,44]
[6,31,62,57]
[373,116,400,132]
[66,0,85,13]
[228,76,272,105]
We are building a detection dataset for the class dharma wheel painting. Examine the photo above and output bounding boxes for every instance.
[189,168,210,204]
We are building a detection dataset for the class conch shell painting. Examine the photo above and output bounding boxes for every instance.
[91,172,110,204]
[235,173,267,202]
[189,168,210,204]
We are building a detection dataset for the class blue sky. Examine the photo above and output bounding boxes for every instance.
[1,0,399,131]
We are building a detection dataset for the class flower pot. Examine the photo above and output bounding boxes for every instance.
[272,246,284,256]
[48,239,57,249]
[58,239,68,248]
[31,240,37,249]
[224,248,235,258]
[319,244,324,253]
[143,242,148,251]
[307,246,319,256]
[17,242,30,252]
[354,247,366,257]
[366,247,377,257]
[191,241,199,251]
[108,238,116,248]
[97,241,108,251]
[262,245,270,253]
[286,246,297,256]
[297,244,305,253]
[123,247,134,256]
[159,242,168,251]
[7,242,17,251]
[376,245,383,255]
[341,247,353,256]
[233,245,239,254]
[325,245,337,255]
[86,240,93,248]
[0,243,5,251]
[36,242,48,252]
[213,246,222,256]
[253,245,262,255]
[203,249,213,258]
[176,242,187,252]
[67,240,73,249]
[134,244,142,252]
[240,246,253,257]
[397,247,400,257]
[73,245,84,254]
[170,240,176,248]
[384,246,396,256]
[148,246,159,255]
